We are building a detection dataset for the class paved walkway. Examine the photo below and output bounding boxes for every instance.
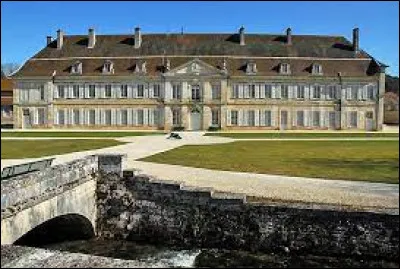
[1,132,398,211]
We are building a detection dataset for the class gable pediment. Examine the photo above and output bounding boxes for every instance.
[164,58,227,77]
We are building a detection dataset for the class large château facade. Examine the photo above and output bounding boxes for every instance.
[12,27,387,131]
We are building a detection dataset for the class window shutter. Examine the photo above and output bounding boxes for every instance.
[335,111,341,129]
[259,110,265,126]
[254,110,259,126]
[325,111,330,128]
[357,85,363,100]
[305,110,311,127]
[79,108,84,125]
[94,108,99,125]
[111,109,116,126]
[304,85,309,99]
[292,110,297,126]
[244,110,249,126]
[319,109,325,128]
[271,108,277,127]
[148,84,154,99]
[227,110,231,126]
[362,85,368,100]
[275,85,281,99]
[143,108,149,125]
[132,84,137,98]
[259,85,265,99]
[254,84,260,99]
[101,109,106,125]
[127,108,132,125]
[54,109,59,125]
[346,87,351,100]
[84,85,89,98]
[238,84,244,98]
[132,109,137,125]
[54,87,59,99]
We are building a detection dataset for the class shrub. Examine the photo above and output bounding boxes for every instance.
[172,126,185,131]
[207,126,221,131]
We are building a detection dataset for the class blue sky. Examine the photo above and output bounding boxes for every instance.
[1,1,399,75]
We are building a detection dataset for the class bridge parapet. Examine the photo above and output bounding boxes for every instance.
[1,155,98,214]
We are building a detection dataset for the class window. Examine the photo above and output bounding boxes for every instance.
[231,110,238,125]
[89,110,95,125]
[103,61,114,74]
[329,112,336,128]
[137,109,144,125]
[72,85,80,99]
[105,110,111,125]
[296,111,304,126]
[211,109,220,125]
[312,111,320,127]
[191,84,201,101]
[248,110,255,126]
[349,111,357,128]
[265,84,272,98]
[327,85,336,100]
[280,63,291,74]
[349,85,358,100]
[57,110,65,125]
[173,84,182,100]
[137,84,144,98]
[153,109,159,125]
[172,109,181,125]
[71,61,82,74]
[153,84,161,98]
[57,85,65,99]
[312,85,321,99]
[281,85,289,99]
[105,85,112,98]
[212,84,221,100]
[249,84,256,98]
[121,110,128,125]
[89,85,96,98]
[297,85,305,99]
[232,84,239,99]
[37,108,45,125]
[73,109,80,125]
[264,111,272,126]
[40,85,45,101]
[367,85,375,100]
[120,85,128,98]
[312,64,323,75]
[246,62,257,74]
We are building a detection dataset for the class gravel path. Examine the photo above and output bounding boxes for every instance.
[1,132,398,211]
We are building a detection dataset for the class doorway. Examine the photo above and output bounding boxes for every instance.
[190,112,201,130]
[365,111,374,131]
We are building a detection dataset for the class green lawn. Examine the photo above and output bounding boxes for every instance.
[1,131,164,138]
[205,132,399,139]
[140,141,399,184]
[1,139,126,159]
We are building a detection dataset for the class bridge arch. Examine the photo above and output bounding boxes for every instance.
[1,179,97,244]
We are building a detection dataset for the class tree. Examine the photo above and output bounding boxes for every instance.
[1,63,20,76]
[385,74,399,95]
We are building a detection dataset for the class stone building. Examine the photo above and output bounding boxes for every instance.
[1,71,14,128]
[11,27,387,131]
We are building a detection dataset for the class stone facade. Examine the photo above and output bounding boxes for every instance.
[11,27,387,131]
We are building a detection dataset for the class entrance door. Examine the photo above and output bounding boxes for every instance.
[190,112,201,130]
[365,111,374,131]
[280,110,288,130]
[22,109,31,129]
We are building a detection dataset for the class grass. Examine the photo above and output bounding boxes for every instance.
[140,140,399,184]
[1,131,165,138]
[1,139,126,159]
[205,132,399,139]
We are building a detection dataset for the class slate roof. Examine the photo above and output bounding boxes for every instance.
[13,32,381,78]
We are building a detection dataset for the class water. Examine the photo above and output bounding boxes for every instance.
[43,239,398,268]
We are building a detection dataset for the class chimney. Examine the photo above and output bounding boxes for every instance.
[134,27,142,49]
[46,36,52,45]
[88,28,96,48]
[286,28,292,45]
[56,29,64,49]
[353,27,359,54]
[239,26,245,46]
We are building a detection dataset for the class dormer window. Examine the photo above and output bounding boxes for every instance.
[71,61,82,74]
[312,64,323,75]
[246,62,257,74]
[135,61,147,73]
[280,63,291,74]
[102,60,114,74]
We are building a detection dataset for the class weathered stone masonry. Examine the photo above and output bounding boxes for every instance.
[96,170,399,261]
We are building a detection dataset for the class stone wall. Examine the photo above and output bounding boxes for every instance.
[96,171,399,261]
[1,155,98,213]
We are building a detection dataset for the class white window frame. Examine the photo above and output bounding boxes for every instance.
[231,110,238,126]
[105,84,112,98]
[120,85,128,98]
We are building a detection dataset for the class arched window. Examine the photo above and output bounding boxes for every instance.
[102,60,114,74]
[71,61,82,74]
[312,63,323,75]
[280,63,291,74]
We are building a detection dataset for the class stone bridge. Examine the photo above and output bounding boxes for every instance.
[0,154,122,245]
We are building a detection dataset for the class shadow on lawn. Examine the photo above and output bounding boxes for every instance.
[304,158,399,169]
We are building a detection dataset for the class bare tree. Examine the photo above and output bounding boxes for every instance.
[1,63,20,76]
